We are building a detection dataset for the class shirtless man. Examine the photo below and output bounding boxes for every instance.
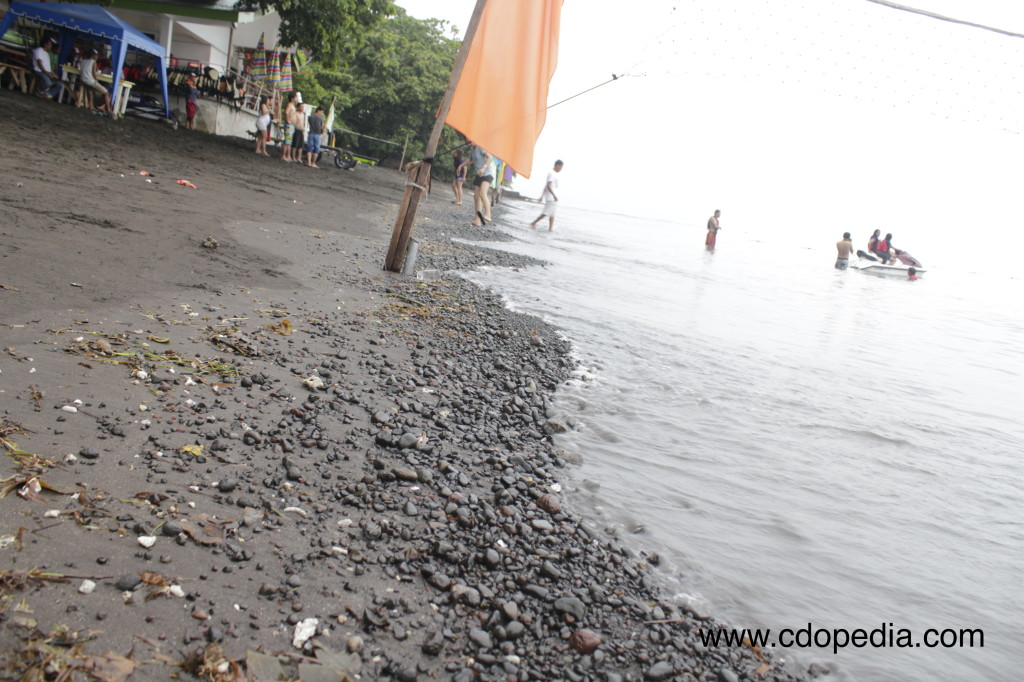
[835,232,854,269]
[280,93,298,162]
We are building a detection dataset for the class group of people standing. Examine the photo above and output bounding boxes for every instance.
[451,144,497,227]
[450,145,563,231]
[251,91,324,167]
[835,230,921,278]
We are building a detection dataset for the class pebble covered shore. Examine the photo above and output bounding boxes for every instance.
[0,91,810,681]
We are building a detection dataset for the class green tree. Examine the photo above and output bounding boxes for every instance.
[341,12,464,171]
[238,0,396,69]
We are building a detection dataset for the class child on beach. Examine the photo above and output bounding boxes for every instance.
[185,76,199,130]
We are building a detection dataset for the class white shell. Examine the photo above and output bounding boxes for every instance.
[292,618,319,648]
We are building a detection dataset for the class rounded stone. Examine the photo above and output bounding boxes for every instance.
[554,596,586,621]
[569,629,602,654]
[645,661,674,680]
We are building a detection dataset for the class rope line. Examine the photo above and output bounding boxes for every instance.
[861,0,1024,39]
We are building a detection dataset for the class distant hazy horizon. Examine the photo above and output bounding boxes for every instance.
[402,0,1024,270]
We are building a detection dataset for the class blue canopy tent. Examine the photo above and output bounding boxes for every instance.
[0,1,170,118]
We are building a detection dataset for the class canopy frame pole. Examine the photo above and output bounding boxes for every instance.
[384,0,487,273]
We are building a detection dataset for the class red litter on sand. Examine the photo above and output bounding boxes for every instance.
[177,179,197,189]
[139,170,152,176]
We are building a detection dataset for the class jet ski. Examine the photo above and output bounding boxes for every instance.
[852,250,925,276]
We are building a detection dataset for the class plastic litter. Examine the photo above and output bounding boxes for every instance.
[177,179,197,189]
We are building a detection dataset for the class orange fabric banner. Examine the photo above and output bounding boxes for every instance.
[445,0,563,179]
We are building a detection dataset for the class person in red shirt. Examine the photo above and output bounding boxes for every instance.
[908,267,918,281]
[872,232,896,264]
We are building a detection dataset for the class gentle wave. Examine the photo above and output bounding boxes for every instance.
[467,202,1024,682]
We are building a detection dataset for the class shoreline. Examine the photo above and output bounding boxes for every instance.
[0,91,806,681]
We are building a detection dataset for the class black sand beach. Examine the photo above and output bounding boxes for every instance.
[0,91,807,681]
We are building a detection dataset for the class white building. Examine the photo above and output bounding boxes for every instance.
[104,0,281,74]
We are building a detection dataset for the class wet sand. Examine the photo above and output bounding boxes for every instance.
[0,91,806,681]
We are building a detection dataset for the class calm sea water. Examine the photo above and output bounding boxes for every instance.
[458,201,1024,682]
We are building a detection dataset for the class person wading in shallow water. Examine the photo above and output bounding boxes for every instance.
[705,210,722,248]
[835,232,854,269]
[530,160,564,231]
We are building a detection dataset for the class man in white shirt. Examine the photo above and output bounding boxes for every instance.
[530,160,564,231]
[32,36,62,100]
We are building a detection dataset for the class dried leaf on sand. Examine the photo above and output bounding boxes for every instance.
[81,653,137,682]
[177,514,230,546]
[246,651,286,682]
[180,444,204,458]
[266,319,294,335]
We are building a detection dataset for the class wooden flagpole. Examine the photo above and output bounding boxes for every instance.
[384,0,488,273]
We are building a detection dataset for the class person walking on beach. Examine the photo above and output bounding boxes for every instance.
[31,37,62,100]
[531,160,564,231]
[305,105,325,168]
[469,144,493,226]
[451,149,469,205]
[835,232,854,269]
[706,210,722,248]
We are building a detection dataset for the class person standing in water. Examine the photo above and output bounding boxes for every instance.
[835,232,854,269]
[705,210,722,247]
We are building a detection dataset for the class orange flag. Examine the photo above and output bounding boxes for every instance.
[445,0,563,179]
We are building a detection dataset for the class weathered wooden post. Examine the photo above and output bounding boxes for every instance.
[384,0,487,273]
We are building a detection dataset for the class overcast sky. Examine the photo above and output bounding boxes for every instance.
[399,1,1024,266]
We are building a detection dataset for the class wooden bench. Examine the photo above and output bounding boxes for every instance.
[0,63,30,93]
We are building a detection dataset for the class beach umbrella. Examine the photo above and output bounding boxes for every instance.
[267,49,280,89]
[279,52,293,92]
[250,32,267,80]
